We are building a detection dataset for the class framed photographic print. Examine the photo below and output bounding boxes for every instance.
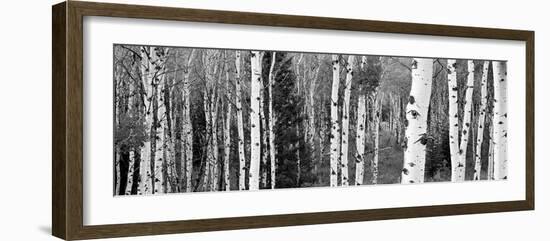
[52,1,534,240]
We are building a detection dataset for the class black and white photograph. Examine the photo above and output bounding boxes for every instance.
[113,44,508,195]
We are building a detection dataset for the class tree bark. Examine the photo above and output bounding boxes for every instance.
[447,60,475,182]
[447,59,460,182]
[487,124,495,180]
[355,56,368,186]
[329,55,341,187]
[184,50,196,192]
[372,91,381,184]
[249,51,264,190]
[401,58,433,184]
[260,72,268,188]
[139,46,155,195]
[268,52,277,189]
[235,51,247,191]
[354,92,366,185]
[339,55,355,186]
[202,50,221,191]
[492,61,508,180]
[223,56,232,191]
[473,61,490,180]
[153,47,169,194]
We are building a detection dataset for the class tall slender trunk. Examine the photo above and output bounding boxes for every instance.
[249,51,264,190]
[372,92,381,184]
[329,55,341,187]
[492,61,508,180]
[354,56,368,186]
[223,57,232,191]
[162,72,174,193]
[447,59,460,182]
[268,52,277,189]
[124,152,134,194]
[452,60,475,182]
[487,124,495,180]
[203,50,221,191]
[184,50,196,192]
[339,55,355,186]
[473,61,490,180]
[354,92,366,185]
[210,106,219,191]
[235,51,247,190]
[154,48,169,194]
[401,58,433,184]
[139,46,155,195]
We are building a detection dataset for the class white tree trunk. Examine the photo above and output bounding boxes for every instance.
[223,58,232,191]
[453,60,475,182]
[125,152,135,194]
[447,59,460,182]
[268,52,277,189]
[372,92,381,184]
[492,61,508,180]
[339,55,355,186]
[473,61,490,180]
[210,108,219,191]
[487,124,495,180]
[235,51,247,190]
[184,50,195,192]
[139,46,154,195]
[355,56,368,186]
[249,51,263,190]
[154,49,169,194]
[354,93,366,185]
[401,58,433,184]
[329,55,341,187]
[203,50,221,191]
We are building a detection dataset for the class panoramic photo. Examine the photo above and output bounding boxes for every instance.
[113,44,508,196]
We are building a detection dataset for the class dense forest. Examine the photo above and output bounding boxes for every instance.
[113,44,508,195]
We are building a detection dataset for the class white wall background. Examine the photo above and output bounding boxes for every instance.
[0,0,546,240]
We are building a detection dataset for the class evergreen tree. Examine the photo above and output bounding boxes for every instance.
[268,53,315,188]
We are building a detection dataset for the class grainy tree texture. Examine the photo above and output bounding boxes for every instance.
[267,52,277,189]
[492,61,508,180]
[473,61,490,180]
[354,57,367,185]
[339,55,355,186]
[235,51,247,190]
[401,58,433,184]
[223,55,232,191]
[329,55,341,187]
[184,50,196,192]
[114,45,508,195]
[448,60,475,182]
[249,51,263,190]
[447,59,460,182]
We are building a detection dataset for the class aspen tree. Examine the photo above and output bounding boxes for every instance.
[184,50,196,192]
[372,92,381,184]
[401,58,433,184]
[329,55,341,187]
[249,51,264,190]
[354,56,367,185]
[454,60,475,182]
[235,51,247,190]
[268,52,277,189]
[339,55,355,186]
[492,61,508,180]
[473,61,489,180]
[223,55,232,191]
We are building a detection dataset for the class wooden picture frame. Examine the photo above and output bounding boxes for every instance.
[52,1,534,240]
